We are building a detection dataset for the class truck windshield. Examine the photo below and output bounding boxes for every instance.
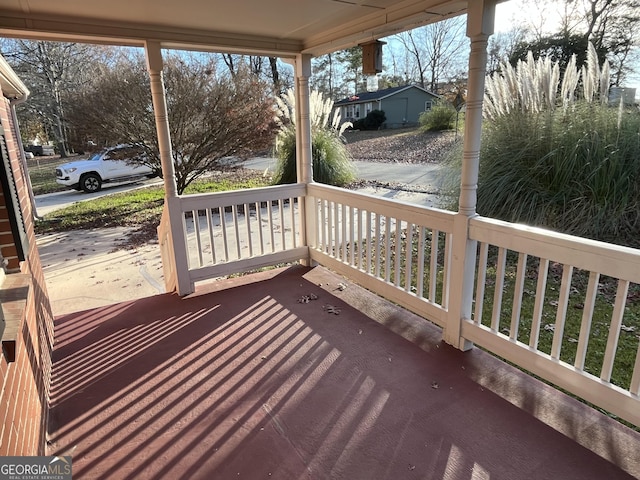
[88,151,105,161]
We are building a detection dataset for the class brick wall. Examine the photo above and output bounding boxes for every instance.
[0,94,55,456]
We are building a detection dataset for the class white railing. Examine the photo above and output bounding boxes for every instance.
[173,184,307,290]
[465,216,640,427]
[162,182,640,427]
[307,183,455,328]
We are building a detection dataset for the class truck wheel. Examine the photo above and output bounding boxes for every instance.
[80,173,102,193]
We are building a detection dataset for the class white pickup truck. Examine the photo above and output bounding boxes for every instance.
[55,145,155,193]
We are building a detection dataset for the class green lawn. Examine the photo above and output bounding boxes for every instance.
[27,156,66,195]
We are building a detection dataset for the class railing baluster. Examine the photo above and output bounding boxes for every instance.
[575,271,599,369]
[551,265,574,360]
[384,217,391,282]
[510,252,528,341]
[232,204,241,259]
[474,242,489,324]
[530,258,549,349]
[374,214,381,277]
[244,203,252,258]
[491,247,507,332]
[417,227,425,297]
[349,206,355,266]
[267,200,275,253]
[332,202,343,258]
[366,211,372,274]
[207,207,216,264]
[290,197,296,248]
[326,200,333,255]
[357,208,363,270]
[394,219,402,286]
[320,199,327,253]
[600,279,630,382]
[256,202,264,255]
[405,223,413,292]
[220,206,229,261]
[429,230,440,303]
[341,204,347,261]
[192,210,204,267]
[279,199,286,250]
[442,232,452,309]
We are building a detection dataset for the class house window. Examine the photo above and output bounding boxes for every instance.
[345,105,355,118]
[425,101,433,111]
[355,106,360,118]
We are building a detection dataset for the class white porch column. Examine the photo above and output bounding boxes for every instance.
[295,54,313,184]
[144,40,192,295]
[144,40,178,198]
[443,0,495,349]
[294,54,316,262]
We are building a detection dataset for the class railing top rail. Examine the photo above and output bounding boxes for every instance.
[177,183,306,211]
[470,216,640,283]
[308,183,455,232]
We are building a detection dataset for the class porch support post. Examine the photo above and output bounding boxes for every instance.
[145,40,192,295]
[294,54,316,262]
[295,54,313,185]
[443,0,495,349]
[145,40,178,198]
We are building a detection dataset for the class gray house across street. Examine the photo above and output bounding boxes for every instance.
[335,84,439,128]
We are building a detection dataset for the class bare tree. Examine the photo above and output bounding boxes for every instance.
[394,16,467,92]
[1,39,114,157]
[66,54,276,194]
[513,0,640,85]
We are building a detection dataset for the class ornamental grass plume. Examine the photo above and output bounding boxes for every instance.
[444,43,640,247]
[483,42,610,120]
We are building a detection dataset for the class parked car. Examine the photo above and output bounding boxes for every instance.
[23,151,34,159]
[55,144,155,193]
[25,144,55,156]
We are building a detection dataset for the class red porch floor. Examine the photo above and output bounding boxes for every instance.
[48,265,640,479]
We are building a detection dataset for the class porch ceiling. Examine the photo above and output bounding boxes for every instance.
[1,0,472,56]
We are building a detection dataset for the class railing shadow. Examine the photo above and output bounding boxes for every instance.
[48,265,639,479]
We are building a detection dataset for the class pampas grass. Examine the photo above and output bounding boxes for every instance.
[273,89,355,186]
[445,44,640,247]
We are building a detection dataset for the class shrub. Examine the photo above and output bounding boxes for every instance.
[419,101,456,131]
[353,109,386,130]
[273,90,356,186]
[443,43,640,247]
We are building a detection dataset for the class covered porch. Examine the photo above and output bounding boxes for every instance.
[2,0,640,475]
[48,265,639,479]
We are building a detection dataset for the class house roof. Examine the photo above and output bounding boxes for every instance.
[335,84,437,105]
[0,0,501,57]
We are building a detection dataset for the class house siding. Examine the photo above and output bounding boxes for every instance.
[381,88,435,128]
[336,86,438,128]
[0,91,55,456]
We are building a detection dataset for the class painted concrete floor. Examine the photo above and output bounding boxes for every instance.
[48,266,640,479]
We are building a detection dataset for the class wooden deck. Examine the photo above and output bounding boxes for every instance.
[47,265,640,479]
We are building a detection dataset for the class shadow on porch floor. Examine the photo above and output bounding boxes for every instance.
[47,265,640,479]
